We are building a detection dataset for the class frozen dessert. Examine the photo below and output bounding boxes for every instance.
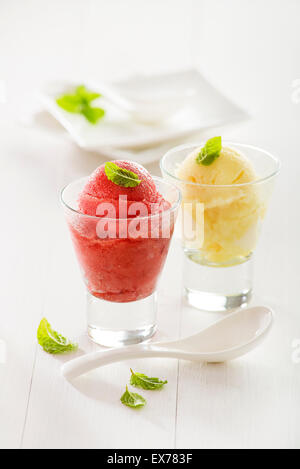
[176,137,264,264]
[67,161,175,302]
[79,161,157,214]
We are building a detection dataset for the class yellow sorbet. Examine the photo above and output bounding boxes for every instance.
[176,146,265,265]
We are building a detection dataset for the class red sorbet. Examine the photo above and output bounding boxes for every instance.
[67,161,175,302]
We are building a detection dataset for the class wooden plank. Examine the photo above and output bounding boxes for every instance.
[0,126,51,448]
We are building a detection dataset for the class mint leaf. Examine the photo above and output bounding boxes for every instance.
[120,385,146,409]
[75,85,101,104]
[105,162,141,188]
[130,369,168,390]
[196,136,222,166]
[82,106,105,124]
[56,95,82,113]
[37,318,78,354]
[56,85,105,124]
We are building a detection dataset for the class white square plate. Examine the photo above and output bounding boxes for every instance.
[39,70,247,155]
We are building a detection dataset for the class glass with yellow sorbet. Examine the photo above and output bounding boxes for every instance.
[160,137,280,311]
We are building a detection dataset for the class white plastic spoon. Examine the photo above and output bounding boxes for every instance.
[62,306,273,380]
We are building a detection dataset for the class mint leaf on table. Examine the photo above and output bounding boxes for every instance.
[120,386,146,409]
[56,85,105,124]
[196,136,222,166]
[105,162,141,188]
[37,318,78,354]
[130,368,168,390]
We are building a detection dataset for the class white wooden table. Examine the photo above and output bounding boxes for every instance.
[0,0,299,449]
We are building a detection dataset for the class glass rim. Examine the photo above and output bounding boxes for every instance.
[60,175,182,221]
[160,141,281,188]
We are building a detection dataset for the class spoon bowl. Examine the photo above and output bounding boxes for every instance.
[62,306,273,380]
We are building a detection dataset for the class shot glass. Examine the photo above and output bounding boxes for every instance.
[161,142,280,311]
[61,177,181,347]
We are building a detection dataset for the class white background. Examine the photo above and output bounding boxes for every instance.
[0,0,299,449]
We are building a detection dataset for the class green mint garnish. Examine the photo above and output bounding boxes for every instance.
[37,318,78,354]
[130,368,168,390]
[75,85,101,104]
[56,94,82,113]
[56,85,105,124]
[196,136,222,166]
[105,162,141,188]
[120,385,146,409]
[81,106,105,124]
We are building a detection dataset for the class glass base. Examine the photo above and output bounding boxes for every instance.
[86,291,157,347]
[185,287,252,312]
[183,252,253,312]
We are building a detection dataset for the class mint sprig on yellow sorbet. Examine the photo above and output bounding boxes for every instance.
[196,136,222,166]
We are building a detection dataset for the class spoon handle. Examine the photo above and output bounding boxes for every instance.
[62,344,190,380]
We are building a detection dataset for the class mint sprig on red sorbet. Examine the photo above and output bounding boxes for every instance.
[105,162,141,188]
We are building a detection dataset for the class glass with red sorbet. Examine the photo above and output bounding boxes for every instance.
[61,160,181,347]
